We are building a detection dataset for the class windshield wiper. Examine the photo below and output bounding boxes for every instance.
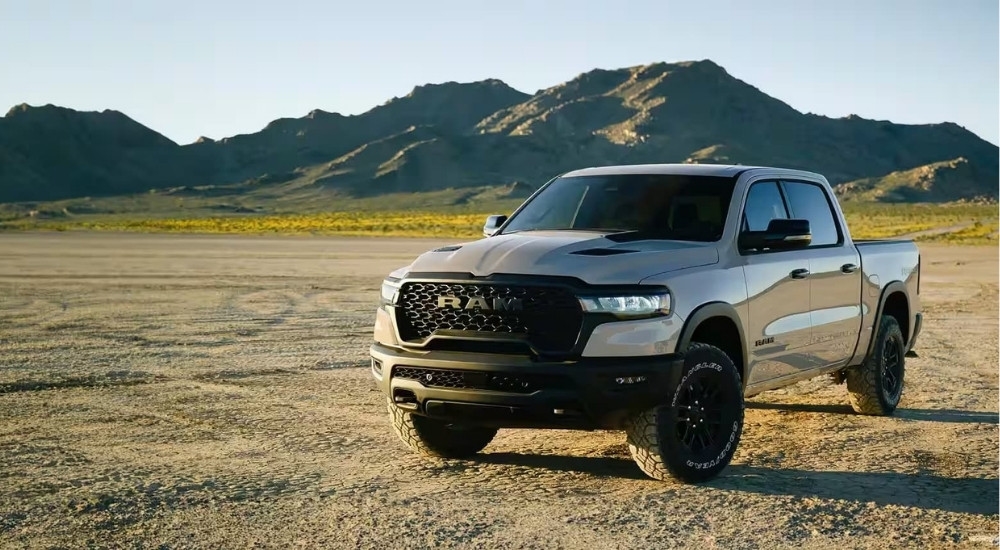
[503,227,618,235]
[501,228,551,235]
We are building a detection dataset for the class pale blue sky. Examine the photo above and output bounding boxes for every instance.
[2,0,997,145]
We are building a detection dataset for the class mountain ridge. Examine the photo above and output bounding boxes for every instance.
[1,60,996,206]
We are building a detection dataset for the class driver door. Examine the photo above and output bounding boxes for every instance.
[738,180,816,386]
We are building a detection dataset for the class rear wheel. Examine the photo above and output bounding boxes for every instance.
[387,399,497,458]
[847,315,905,415]
[625,343,744,483]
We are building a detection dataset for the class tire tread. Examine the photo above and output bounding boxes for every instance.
[624,342,744,483]
[847,315,905,416]
[387,398,496,458]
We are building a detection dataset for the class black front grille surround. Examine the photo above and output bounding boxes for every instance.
[393,366,569,394]
[395,281,584,353]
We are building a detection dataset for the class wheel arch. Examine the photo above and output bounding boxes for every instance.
[677,302,748,385]
[867,281,910,359]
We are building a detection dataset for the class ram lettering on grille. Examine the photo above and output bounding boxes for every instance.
[435,295,524,311]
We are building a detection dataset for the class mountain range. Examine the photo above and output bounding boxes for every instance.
[1,59,997,208]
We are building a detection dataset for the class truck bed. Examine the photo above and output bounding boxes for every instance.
[851,237,921,364]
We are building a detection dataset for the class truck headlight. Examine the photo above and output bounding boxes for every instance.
[579,293,671,317]
[380,278,401,306]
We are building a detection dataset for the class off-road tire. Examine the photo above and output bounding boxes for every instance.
[847,315,906,415]
[624,342,744,483]
[387,399,498,458]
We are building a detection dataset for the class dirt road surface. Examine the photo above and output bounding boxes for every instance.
[1,232,997,549]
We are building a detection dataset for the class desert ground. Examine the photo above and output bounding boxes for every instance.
[0,232,996,549]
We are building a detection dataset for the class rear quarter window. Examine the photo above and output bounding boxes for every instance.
[782,182,841,246]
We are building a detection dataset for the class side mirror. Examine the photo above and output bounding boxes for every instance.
[739,218,811,251]
[483,214,508,237]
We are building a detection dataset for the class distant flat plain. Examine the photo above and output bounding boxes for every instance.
[0,232,996,548]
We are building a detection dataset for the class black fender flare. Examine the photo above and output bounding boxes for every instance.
[676,301,748,383]
[866,281,909,358]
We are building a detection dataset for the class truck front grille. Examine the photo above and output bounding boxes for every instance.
[395,282,583,353]
[393,366,568,394]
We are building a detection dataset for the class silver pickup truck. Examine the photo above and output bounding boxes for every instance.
[371,164,922,483]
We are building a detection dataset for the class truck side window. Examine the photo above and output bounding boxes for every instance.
[742,181,788,231]
[782,182,842,246]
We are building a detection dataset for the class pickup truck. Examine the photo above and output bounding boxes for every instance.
[371,164,922,483]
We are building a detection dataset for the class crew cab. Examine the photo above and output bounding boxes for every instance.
[371,164,922,483]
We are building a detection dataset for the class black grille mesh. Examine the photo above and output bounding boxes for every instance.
[393,366,568,394]
[395,282,583,352]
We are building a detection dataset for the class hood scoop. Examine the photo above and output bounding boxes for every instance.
[432,245,463,252]
[570,248,639,256]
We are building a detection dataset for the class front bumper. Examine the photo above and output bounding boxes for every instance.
[370,342,684,430]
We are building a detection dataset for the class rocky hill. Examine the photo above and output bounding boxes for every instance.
[835,157,997,202]
[1,60,996,205]
[0,104,182,202]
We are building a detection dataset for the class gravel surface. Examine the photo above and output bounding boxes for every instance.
[0,232,997,549]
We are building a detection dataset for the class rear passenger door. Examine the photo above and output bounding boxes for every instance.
[738,181,814,386]
[781,180,863,367]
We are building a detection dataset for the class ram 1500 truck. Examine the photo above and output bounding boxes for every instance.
[371,164,922,483]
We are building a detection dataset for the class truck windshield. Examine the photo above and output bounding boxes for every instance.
[501,174,737,242]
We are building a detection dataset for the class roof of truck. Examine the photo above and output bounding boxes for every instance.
[561,163,825,180]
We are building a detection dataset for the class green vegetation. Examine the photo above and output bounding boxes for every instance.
[1,212,490,238]
[841,203,998,244]
[3,202,996,244]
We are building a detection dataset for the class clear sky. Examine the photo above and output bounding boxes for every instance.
[2,0,997,145]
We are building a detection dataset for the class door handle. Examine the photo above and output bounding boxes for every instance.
[841,263,858,274]
[790,268,810,279]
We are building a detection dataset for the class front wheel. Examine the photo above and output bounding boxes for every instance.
[387,399,498,458]
[625,343,744,483]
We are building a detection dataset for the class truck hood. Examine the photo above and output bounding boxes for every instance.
[403,231,719,285]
